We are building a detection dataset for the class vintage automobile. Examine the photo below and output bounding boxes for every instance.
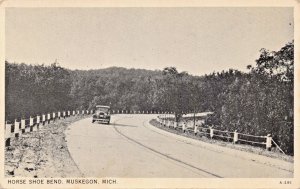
[92,105,111,124]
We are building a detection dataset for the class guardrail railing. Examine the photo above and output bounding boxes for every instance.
[4,109,165,147]
[6,110,285,155]
[5,109,94,147]
[156,115,285,155]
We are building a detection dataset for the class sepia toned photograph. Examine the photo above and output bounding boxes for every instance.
[1,1,299,188]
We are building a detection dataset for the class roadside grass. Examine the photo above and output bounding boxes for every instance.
[150,119,293,163]
[5,115,90,178]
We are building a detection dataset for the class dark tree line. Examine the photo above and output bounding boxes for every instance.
[5,41,294,154]
[5,63,72,120]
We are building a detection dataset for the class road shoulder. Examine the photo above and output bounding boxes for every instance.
[145,119,294,173]
[5,116,87,178]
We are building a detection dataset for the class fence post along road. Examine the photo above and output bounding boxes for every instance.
[5,108,287,156]
[3,99,292,177]
[156,112,285,154]
[4,109,163,147]
[5,109,90,147]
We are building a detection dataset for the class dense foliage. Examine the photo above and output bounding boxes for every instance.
[5,63,72,120]
[5,41,294,154]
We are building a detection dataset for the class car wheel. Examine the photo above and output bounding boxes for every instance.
[92,120,95,123]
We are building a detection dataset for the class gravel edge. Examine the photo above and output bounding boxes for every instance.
[5,115,90,178]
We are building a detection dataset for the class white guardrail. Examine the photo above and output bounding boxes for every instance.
[5,109,95,147]
[4,109,166,147]
[156,114,285,155]
[5,110,285,154]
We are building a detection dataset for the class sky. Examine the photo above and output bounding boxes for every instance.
[5,7,293,76]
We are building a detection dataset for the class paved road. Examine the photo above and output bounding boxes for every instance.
[65,114,293,178]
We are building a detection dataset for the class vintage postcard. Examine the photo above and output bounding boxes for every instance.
[0,0,299,188]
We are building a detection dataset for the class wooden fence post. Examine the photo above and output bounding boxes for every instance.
[266,134,272,151]
[47,113,51,124]
[194,124,198,135]
[53,112,56,121]
[29,116,34,132]
[21,119,26,133]
[5,123,12,147]
[36,115,40,129]
[14,119,20,137]
[42,114,46,125]
[210,127,214,139]
[233,130,238,144]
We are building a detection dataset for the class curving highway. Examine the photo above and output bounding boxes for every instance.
[65,114,293,178]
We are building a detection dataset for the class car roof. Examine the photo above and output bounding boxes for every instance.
[96,105,110,108]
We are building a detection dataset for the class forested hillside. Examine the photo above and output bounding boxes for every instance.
[5,41,294,154]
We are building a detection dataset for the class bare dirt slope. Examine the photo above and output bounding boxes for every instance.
[5,116,87,178]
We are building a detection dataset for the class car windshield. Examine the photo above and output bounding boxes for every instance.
[96,107,109,113]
